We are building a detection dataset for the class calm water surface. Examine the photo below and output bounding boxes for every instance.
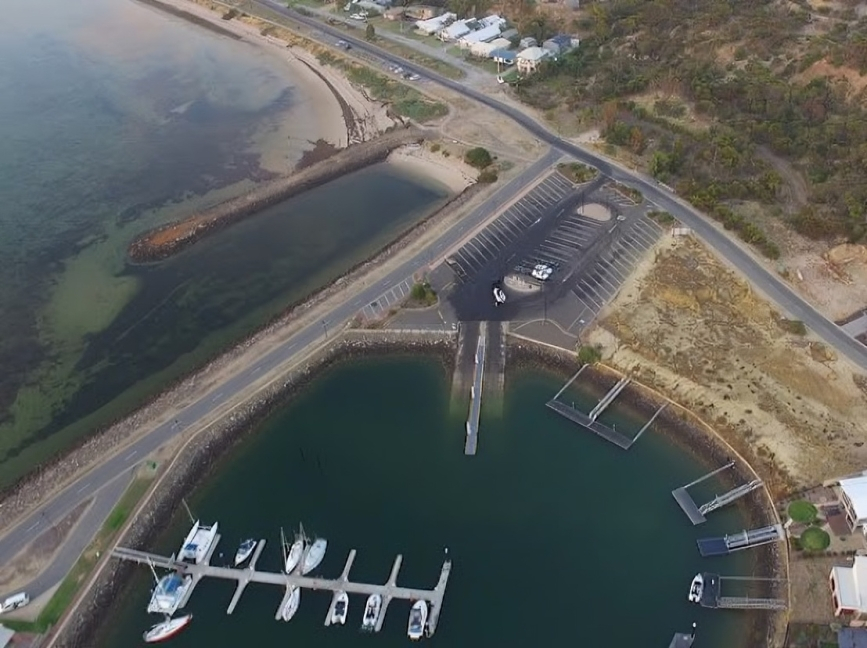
[0,0,449,484]
[98,359,753,647]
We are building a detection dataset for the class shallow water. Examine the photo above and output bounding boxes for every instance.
[97,358,755,647]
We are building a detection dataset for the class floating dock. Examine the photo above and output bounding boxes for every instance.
[668,625,696,648]
[698,573,786,610]
[546,368,664,450]
[112,538,451,635]
[465,324,487,455]
[697,524,784,557]
[672,461,763,525]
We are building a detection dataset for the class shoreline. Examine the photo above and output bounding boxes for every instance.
[49,335,782,647]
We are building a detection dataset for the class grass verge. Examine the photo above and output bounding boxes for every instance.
[3,476,154,634]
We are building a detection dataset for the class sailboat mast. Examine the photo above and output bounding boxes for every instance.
[147,558,160,584]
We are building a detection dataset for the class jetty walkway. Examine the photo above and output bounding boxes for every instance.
[112,538,451,634]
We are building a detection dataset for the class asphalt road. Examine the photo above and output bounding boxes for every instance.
[0,148,560,601]
[266,1,867,373]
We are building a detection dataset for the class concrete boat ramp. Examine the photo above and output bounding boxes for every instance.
[112,536,451,635]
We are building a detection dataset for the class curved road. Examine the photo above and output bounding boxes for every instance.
[264,0,867,372]
[4,0,866,605]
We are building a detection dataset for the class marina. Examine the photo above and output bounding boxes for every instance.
[546,366,665,449]
[672,462,764,526]
[111,526,451,637]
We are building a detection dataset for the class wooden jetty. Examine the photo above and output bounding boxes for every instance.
[112,538,451,635]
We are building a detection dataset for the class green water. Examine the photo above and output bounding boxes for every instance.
[0,0,449,485]
[97,358,753,647]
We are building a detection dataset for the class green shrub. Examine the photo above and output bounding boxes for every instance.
[464,147,493,169]
[800,527,830,552]
[788,499,818,523]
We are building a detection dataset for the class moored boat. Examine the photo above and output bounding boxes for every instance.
[331,591,349,625]
[147,573,193,616]
[407,600,428,640]
[285,538,305,574]
[178,521,219,564]
[687,573,704,604]
[281,586,301,622]
[361,593,382,631]
[143,614,193,643]
[301,538,327,575]
[234,538,257,566]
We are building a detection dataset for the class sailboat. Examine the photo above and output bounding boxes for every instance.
[280,586,301,622]
[281,527,304,574]
[143,614,193,643]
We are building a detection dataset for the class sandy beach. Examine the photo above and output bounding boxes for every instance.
[387,144,477,193]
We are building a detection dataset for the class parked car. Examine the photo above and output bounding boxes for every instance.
[335,39,351,50]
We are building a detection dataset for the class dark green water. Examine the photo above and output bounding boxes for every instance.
[0,0,449,484]
[98,358,752,647]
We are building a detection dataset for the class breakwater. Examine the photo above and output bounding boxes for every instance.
[128,127,432,263]
[50,330,456,648]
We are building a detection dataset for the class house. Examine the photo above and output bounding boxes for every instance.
[500,27,519,42]
[516,46,549,73]
[491,48,517,65]
[458,24,503,49]
[478,14,506,28]
[415,12,455,35]
[439,19,474,41]
[470,37,510,58]
[839,475,867,531]
[405,5,441,20]
[542,34,578,56]
[0,625,13,648]
[384,6,404,19]
[518,36,537,49]
[831,556,867,620]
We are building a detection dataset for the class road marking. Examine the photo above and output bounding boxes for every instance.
[76,483,90,494]
[25,521,40,533]
[124,450,138,461]
[212,392,224,402]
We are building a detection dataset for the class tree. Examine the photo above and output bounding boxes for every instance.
[365,23,376,41]
[464,147,493,169]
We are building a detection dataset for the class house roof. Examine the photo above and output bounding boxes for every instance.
[551,34,573,47]
[0,625,13,648]
[460,24,502,44]
[832,557,867,613]
[441,20,471,39]
[490,48,516,61]
[840,628,867,648]
[517,46,548,62]
[841,476,867,522]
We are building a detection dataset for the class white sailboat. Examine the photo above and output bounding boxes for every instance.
[361,593,382,631]
[281,526,305,574]
[407,600,428,640]
[301,537,327,574]
[280,586,301,622]
[330,591,349,625]
[143,614,193,643]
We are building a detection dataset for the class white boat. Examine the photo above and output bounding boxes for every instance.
[147,573,193,615]
[143,614,193,643]
[407,600,428,640]
[493,287,506,305]
[361,593,382,631]
[234,538,257,566]
[280,586,301,622]
[301,538,327,575]
[285,538,305,574]
[687,573,704,603]
[331,591,349,625]
[178,521,219,564]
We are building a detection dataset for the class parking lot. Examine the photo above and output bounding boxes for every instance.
[446,171,576,284]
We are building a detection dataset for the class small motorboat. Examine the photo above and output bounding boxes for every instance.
[143,614,193,643]
[301,538,328,575]
[281,586,301,622]
[687,573,704,603]
[331,590,349,625]
[407,599,428,640]
[361,593,382,631]
[234,538,257,566]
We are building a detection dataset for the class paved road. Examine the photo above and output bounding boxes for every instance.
[265,1,867,373]
[0,148,560,601]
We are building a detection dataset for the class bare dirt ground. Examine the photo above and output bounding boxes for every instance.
[0,500,89,595]
[585,235,867,494]
[788,555,838,623]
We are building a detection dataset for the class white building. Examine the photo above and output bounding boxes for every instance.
[470,37,510,58]
[458,24,502,49]
[438,19,473,41]
[415,12,455,35]
[516,46,549,74]
[830,556,867,620]
[839,475,867,531]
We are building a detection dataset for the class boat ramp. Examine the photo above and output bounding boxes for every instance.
[546,366,665,449]
[696,524,785,557]
[111,537,451,635]
[671,461,764,525]
[465,323,486,455]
